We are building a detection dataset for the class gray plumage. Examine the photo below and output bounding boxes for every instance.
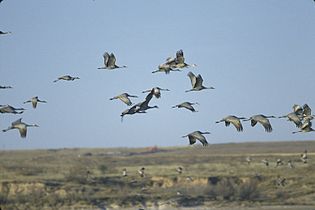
[142,87,170,99]
[292,119,315,134]
[172,102,198,112]
[98,52,126,70]
[110,93,138,106]
[0,31,11,35]
[53,75,80,82]
[216,115,246,132]
[278,112,303,128]
[24,96,47,109]
[243,114,275,132]
[0,85,12,89]
[0,105,25,114]
[185,71,214,92]
[182,131,210,146]
[2,118,39,138]
[120,90,158,121]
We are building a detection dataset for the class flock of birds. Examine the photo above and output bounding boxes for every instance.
[1,28,315,146]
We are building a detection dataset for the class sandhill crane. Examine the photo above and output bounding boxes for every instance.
[243,114,275,132]
[176,167,183,174]
[302,104,312,117]
[185,72,214,92]
[300,150,308,163]
[262,159,269,166]
[276,176,286,187]
[278,112,302,128]
[275,159,284,167]
[53,75,80,82]
[246,156,252,165]
[0,31,11,35]
[142,87,170,99]
[120,90,158,121]
[287,160,294,168]
[0,105,25,114]
[0,85,12,89]
[182,131,210,146]
[122,168,128,177]
[173,49,197,69]
[172,102,199,112]
[292,118,315,134]
[110,93,138,106]
[216,115,246,132]
[2,118,39,138]
[293,104,303,116]
[98,52,126,70]
[138,167,145,177]
[24,96,47,109]
[152,62,180,74]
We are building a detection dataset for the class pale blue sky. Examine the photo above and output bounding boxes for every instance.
[1,1,315,149]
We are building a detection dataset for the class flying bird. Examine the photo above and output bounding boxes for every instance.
[172,49,197,69]
[2,118,39,138]
[216,115,246,132]
[172,102,199,112]
[185,72,214,92]
[110,93,138,106]
[24,96,47,109]
[53,75,80,82]
[0,85,12,89]
[0,105,25,114]
[98,52,126,70]
[182,130,210,146]
[243,114,275,132]
[120,90,158,121]
[152,62,180,74]
[0,31,11,35]
[142,87,170,98]
[292,119,315,134]
[278,112,303,128]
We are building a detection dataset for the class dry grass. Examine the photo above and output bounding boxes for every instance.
[0,140,315,209]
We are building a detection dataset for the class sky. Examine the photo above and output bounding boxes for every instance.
[1,1,315,150]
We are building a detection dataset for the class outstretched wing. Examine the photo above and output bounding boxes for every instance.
[108,53,117,67]
[187,72,197,88]
[194,74,204,88]
[103,52,110,67]
[175,49,185,64]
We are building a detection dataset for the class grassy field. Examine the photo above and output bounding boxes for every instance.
[0,141,315,209]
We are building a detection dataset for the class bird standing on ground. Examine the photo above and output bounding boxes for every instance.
[2,118,39,138]
[216,115,246,132]
[275,159,284,167]
[53,75,80,82]
[246,156,252,165]
[185,72,214,92]
[243,114,275,132]
[176,167,183,174]
[138,167,145,178]
[122,168,128,177]
[24,96,47,109]
[172,102,199,112]
[182,131,210,146]
[262,159,269,166]
[300,150,308,163]
[98,52,126,70]
[110,93,138,106]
